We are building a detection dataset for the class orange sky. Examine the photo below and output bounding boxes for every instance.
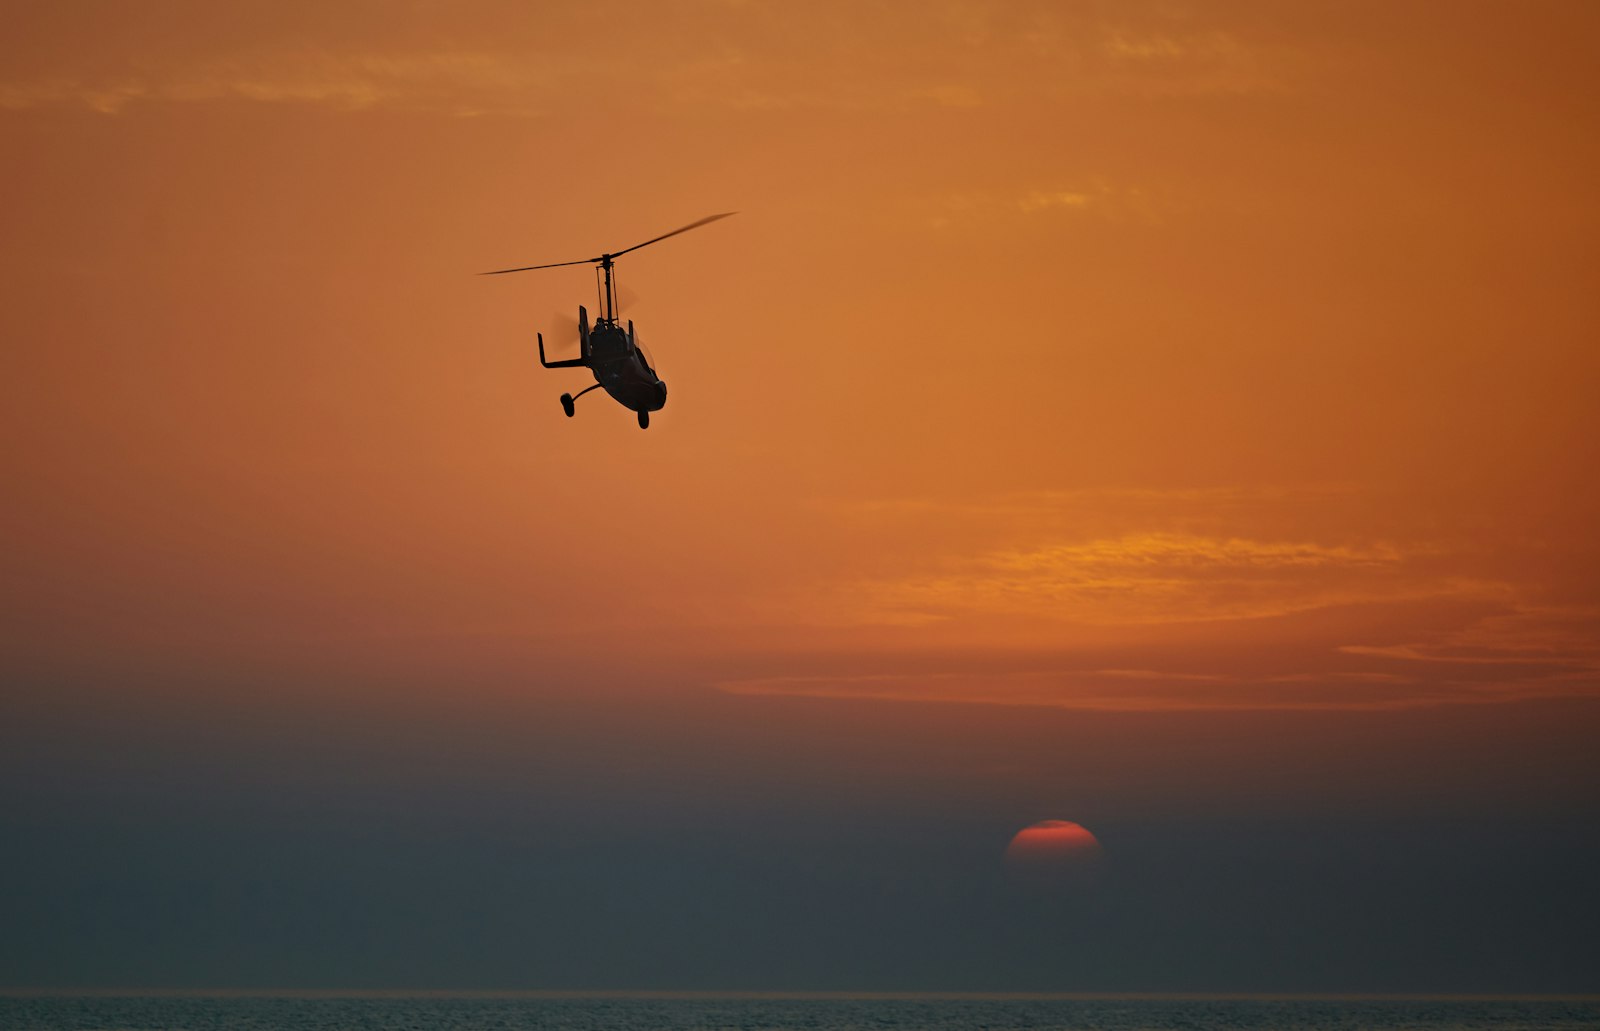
[4,0,1598,715]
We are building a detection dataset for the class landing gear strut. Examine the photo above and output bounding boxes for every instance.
[637,411,650,429]
[560,383,603,418]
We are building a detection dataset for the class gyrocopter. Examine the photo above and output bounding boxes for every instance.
[480,212,735,429]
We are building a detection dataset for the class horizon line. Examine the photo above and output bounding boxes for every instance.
[4,988,1598,1002]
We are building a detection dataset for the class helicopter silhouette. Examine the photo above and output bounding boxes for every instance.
[481,212,735,429]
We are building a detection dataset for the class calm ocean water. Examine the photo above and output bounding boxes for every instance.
[0,996,1596,1031]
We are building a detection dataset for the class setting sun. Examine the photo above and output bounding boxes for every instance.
[1005,820,1106,890]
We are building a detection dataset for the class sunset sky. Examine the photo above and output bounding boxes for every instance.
[3,0,1598,992]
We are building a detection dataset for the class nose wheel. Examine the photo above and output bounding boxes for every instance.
[560,394,575,417]
[637,411,650,429]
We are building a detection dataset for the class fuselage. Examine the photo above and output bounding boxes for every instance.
[587,321,667,413]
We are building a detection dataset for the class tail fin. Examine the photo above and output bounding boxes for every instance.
[537,331,587,369]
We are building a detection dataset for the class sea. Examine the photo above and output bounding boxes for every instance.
[1,995,1597,1031]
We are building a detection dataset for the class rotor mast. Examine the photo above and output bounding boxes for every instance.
[478,212,737,327]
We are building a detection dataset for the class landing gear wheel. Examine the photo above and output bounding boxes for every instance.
[560,394,575,418]
[637,411,650,429]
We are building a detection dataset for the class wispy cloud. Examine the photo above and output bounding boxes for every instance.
[919,180,1166,230]
[0,50,550,116]
[715,663,1571,713]
[717,624,1600,711]
[0,4,1303,117]
[830,531,1499,628]
[1018,190,1093,212]
[723,485,1599,712]
[1341,606,1600,668]
[1097,25,1290,95]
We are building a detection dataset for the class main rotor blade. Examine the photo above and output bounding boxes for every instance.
[478,211,734,274]
[478,257,596,276]
[610,212,736,259]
